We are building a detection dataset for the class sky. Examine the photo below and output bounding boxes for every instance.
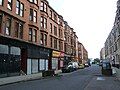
[48,0,117,59]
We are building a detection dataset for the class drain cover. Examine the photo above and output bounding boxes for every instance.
[97,77,105,80]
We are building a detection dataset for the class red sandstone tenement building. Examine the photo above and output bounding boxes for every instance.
[0,0,88,78]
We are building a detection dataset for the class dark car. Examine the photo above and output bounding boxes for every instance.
[101,60,112,76]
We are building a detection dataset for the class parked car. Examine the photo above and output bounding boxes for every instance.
[68,62,79,71]
[62,65,71,73]
[101,60,112,76]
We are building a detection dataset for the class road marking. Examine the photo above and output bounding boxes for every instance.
[97,77,105,80]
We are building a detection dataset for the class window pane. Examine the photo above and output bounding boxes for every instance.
[33,29,36,42]
[41,17,43,27]
[44,18,47,29]
[16,0,19,14]
[0,44,8,54]
[29,0,32,2]
[33,11,37,22]
[29,28,32,41]
[20,3,23,10]
[19,23,23,39]
[34,0,37,4]
[44,3,47,12]
[39,59,45,70]
[20,3,24,16]
[30,9,33,21]
[20,10,22,16]
[10,47,20,55]
[5,19,11,35]
[0,0,3,5]
[40,2,43,10]
[7,0,12,10]
[15,22,19,37]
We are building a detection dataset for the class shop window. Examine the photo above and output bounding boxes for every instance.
[52,58,58,70]
[0,0,3,5]
[39,59,45,70]
[31,59,38,74]
[7,0,12,10]
[10,47,20,55]
[16,0,24,17]
[14,22,23,39]
[5,18,11,35]
[39,59,48,71]
[0,44,8,54]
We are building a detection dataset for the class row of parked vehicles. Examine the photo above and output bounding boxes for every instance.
[62,62,89,73]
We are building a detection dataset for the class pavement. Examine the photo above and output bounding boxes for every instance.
[0,70,62,86]
[112,67,120,80]
[0,73,43,86]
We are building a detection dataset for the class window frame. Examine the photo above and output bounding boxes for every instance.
[40,1,47,13]
[40,16,47,29]
[7,0,12,10]
[29,28,37,42]
[33,29,37,42]
[54,38,57,49]
[16,0,24,17]
[30,9,33,21]
[5,18,11,36]
[54,26,57,36]
[29,28,32,42]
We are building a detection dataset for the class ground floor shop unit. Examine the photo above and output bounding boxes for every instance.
[0,36,52,78]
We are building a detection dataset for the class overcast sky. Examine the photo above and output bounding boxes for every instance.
[48,0,117,59]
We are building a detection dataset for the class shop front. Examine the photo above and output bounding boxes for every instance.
[0,36,52,77]
[27,45,52,75]
[52,51,64,70]
[0,37,22,78]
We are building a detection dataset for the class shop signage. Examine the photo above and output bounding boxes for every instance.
[52,51,60,57]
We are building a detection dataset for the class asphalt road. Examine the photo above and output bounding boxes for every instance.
[0,65,120,90]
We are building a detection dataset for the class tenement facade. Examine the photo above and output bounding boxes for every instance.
[105,0,120,67]
[0,0,88,78]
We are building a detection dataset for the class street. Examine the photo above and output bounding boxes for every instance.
[0,65,120,90]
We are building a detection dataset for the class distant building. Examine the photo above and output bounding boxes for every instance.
[78,42,88,64]
[100,47,105,60]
